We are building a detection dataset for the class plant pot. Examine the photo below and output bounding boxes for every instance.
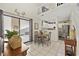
[8,35,22,50]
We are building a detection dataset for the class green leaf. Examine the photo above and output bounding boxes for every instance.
[5,30,18,39]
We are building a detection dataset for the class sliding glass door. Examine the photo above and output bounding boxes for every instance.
[3,15,32,43]
[20,19,30,43]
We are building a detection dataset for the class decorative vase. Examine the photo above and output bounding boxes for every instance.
[69,25,76,40]
[8,35,22,49]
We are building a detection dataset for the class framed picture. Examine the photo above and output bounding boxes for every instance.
[34,23,39,30]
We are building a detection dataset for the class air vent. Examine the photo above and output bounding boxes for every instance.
[57,3,63,6]
[77,3,79,6]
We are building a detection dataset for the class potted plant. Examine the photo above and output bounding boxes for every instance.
[5,30,22,49]
[5,30,18,39]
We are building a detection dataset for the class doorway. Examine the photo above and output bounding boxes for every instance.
[58,21,70,40]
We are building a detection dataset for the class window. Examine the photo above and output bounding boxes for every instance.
[41,6,49,13]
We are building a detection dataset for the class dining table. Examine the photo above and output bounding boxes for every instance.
[37,34,48,45]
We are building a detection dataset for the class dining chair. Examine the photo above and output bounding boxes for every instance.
[43,32,51,46]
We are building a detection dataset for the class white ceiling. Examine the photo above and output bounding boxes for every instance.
[39,3,77,21]
[0,3,56,18]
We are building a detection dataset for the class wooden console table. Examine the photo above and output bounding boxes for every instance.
[3,43,29,56]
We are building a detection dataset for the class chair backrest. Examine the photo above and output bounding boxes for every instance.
[48,32,51,40]
[34,31,38,39]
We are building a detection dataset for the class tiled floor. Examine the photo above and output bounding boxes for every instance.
[26,40,79,56]
[26,40,65,56]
